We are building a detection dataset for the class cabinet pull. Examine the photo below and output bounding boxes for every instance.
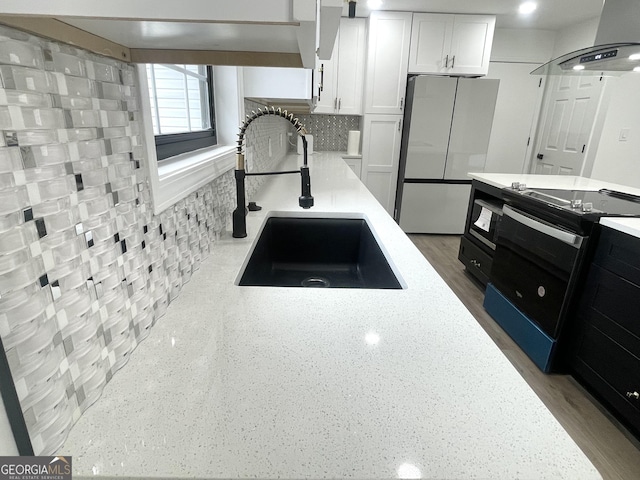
[451,55,455,68]
[338,98,341,111]
[626,391,640,400]
[400,97,404,109]
[397,120,401,132]
[319,64,324,91]
[444,55,449,68]
[334,98,338,110]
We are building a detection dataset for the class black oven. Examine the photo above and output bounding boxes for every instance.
[484,187,640,373]
[491,205,587,338]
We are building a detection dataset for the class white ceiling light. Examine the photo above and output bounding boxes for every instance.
[629,53,640,60]
[368,0,383,9]
[519,2,538,15]
[573,65,586,71]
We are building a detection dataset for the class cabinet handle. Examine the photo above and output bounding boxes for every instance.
[470,259,481,268]
[444,55,449,68]
[319,64,324,91]
[626,391,640,400]
[334,98,338,110]
[400,97,404,109]
[398,120,401,132]
[451,55,455,68]
[338,98,341,111]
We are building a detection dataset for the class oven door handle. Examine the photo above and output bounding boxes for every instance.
[503,205,584,247]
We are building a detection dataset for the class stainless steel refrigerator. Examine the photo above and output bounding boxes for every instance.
[395,75,499,233]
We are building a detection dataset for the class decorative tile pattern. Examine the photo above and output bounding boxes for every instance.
[290,114,361,152]
[0,27,289,455]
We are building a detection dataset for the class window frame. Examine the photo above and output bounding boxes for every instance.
[149,65,217,160]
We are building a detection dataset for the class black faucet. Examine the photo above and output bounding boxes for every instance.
[232,107,314,238]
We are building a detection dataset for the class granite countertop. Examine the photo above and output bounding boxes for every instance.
[61,153,601,479]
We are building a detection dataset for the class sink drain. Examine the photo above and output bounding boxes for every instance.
[301,276,331,288]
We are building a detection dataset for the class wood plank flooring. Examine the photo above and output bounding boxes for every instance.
[409,234,640,480]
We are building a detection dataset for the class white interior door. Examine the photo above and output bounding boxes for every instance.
[532,75,604,175]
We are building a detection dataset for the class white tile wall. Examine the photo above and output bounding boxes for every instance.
[0,25,289,454]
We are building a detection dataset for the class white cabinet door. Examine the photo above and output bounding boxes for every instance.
[408,13,495,76]
[335,18,366,115]
[449,15,496,76]
[314,18,365,115]
[408,13,454,74]
[314,37,339,113]
[361,114,403,214]
[364,11,412,115]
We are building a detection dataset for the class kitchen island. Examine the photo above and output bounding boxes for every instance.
[60,153,601,479]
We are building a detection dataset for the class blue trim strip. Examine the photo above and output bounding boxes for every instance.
[483,283,556,372]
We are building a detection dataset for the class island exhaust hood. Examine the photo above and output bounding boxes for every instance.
[532,0,640,75]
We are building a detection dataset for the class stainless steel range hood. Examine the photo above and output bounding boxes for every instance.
[532,0,640,75]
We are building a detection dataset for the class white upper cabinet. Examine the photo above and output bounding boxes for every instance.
[364,11,412,115]
[408,13,496,76]
[314,17,366,115]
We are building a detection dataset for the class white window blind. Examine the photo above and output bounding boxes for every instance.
[146,64,211,135]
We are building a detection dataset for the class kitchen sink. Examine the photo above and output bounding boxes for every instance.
[237,216,403,289]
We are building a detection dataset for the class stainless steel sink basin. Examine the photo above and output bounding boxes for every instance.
[237,216,403,289]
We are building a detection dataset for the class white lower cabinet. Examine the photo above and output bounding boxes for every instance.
[361,114,403,215]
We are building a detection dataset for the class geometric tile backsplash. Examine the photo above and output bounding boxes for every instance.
[0,24,288,455]
[289,113,361,152]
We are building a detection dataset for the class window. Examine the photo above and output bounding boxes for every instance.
[145,64,216,160]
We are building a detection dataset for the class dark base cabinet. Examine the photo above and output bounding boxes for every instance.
[570,226,640,439]
[458,180,504,286]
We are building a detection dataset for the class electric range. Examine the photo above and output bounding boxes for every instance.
[484,185,640,372]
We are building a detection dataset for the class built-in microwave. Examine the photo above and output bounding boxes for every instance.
[469,199,503,250]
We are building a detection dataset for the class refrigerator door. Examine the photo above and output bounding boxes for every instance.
[403,76,457,179]
[444,78,499,180]
[399,183,472,234]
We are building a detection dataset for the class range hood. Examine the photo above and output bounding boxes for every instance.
[532,0,640,75]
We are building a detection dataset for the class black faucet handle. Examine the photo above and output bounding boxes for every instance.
[299,165,314,209]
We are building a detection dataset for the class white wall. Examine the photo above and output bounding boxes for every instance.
[482,29,554,174]
[551,17,599,59]
[0,399,19,455]
[590,73,640,187]
[491,28,556,64]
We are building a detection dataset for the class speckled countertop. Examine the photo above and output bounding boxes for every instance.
[61,153,601,479]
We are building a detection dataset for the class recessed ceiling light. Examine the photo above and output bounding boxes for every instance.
[629,53,640,60]
[519,2,537,14]
[368,0,383,9]
[573,65,586,71]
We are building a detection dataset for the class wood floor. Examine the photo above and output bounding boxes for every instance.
[409,234,640,480]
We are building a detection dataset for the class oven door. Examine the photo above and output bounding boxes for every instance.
[491,205,586,338]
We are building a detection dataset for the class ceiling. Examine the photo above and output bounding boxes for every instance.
[0,0,606,67]
[344,0,605,31]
